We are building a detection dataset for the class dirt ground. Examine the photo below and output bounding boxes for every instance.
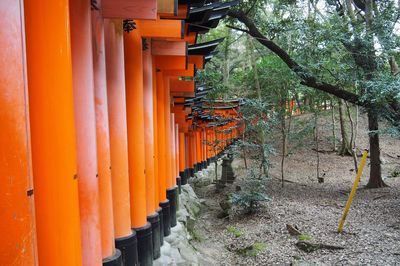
[190,112,400,265]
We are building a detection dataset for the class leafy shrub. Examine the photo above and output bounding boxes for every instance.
[226,226,243,237]
[229,170,269,214]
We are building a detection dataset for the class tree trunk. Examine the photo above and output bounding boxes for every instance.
[345,101,359,172]
[338,99,352,156]
[331,101,337,152]
[242,130,248,170]
[366,111,387,188]
[281,110,286,187]
[315,112,323,183]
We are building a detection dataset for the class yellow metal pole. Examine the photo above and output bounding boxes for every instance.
[338,150,369,233]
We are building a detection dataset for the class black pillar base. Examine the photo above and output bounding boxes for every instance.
[156,207,164,245]
[193,163,198,173]
[115,231,138,266]
[202,161,207,169]
[176,176,182,194]
[179,170,186,186]
[159,199,171,236]
[166,187,177,228]
[184,168,190,184]
[207,158,210,166]
[189,168,194,178]
[147,213,161,260]
[134,222,153,266]
[103,249,123,266]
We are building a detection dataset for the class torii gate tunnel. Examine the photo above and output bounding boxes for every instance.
[0,1,243,265]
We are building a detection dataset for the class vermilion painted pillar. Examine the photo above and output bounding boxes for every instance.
[24,0,83,264]
[189,131,196,177]
[152,60,163,246]
[124,29,153,266]
[164,79,172,190]
[91,9,122,265]
[104,19,138,266]
[143,38,161,260]
[69,0,102,265]
[175,124,181,192]
[164,78,177,228]
[156,71,171,237]
[195,130,201,172]
[0,1,37,264]
[179,132,187,184]
[170,114,177,186]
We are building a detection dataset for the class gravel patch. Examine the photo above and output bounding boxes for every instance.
[191,114,400,265]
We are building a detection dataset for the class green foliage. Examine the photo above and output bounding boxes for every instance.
[226,226,243,237]
[297,234,312,241]
[190,229,203,242]
[229,170,269,214]
[232,242,267,257]
[389,167,400,178]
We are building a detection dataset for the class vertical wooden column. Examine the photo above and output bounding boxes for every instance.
[175,124,181,191]
[164,78,177,228]
[156,71,171,237]
[195,130,201,171]
[189,131,196,176]
[184,133,190,180]
[179,131,187,184]
[143,39,156,217]
[69,0,102,265]
[152,63,163,246]
[124,28,153,266]
[163,78,172,190]
[143,38,161,260]
[0,1,37,265]
[104,19,138,266]
[91,9,121,264]
[202,128,207,166]
[170,114,177,186]
[24,0,83,264]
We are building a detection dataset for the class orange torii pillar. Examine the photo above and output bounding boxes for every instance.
[179,132,187,185]
[92,9,122,265]
[155,70,171,238]
[206,128,212,164]
[124,28,154,266]
[195,130,202,172]
[69,0,103,265]
[175,124,182,193]
[24,0,82,264]
[184,132,191,179]
[152,59,163,246]
[104,19,138,266]
[163,77,178,228]
[202,128,208,167]
[188,130,196,177]
[143,38,161,259]
[170,115,180,196]
[0,2,37,264]
[198,128,204,170]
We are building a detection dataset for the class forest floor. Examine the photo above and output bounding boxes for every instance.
[190,112,400,265]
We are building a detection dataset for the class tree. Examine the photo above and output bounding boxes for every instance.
[226,0,400,188]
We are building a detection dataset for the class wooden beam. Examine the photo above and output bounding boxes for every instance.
[138,19,183,39]
[157,0,177,15]
[170,77,195,93]
[188,55,204,69]
[163,64,194,77]
[155,55,187,70]
[160,4,188,19]
[152,40,186,56]
[170,91,195,97]
[102,0,157,19]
